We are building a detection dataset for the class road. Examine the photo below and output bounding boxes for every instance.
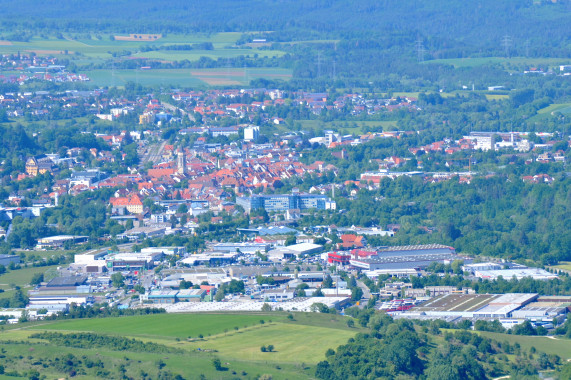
[357,280,372,299]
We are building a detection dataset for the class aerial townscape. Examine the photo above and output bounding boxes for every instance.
[0,1,571,379]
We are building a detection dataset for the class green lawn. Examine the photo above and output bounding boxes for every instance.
[0,265,60,287]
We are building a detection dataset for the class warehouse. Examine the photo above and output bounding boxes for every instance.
[0,254,20,266]
[395,293,538,320]
[36,235,88,249]
[475,268,558,281]
[350,244,460,271]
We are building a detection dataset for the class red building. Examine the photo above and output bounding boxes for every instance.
[328,252,351,266]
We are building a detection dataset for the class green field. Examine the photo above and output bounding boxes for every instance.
[0,33,255,59]
[84,67,292,87]
[132,48,285,61]
[185,322,355,363]
[0,312,357,379]
[0,264,60,287]
[478,332,571,360]
[548,261,571,273]
[30,313,287,338]
[0,33,292,88]
[537,103,571,115]
[425,56,570,69]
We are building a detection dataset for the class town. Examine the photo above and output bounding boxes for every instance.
[0,1,571,377]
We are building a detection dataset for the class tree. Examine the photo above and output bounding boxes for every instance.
[111,272,125,288]
[267,344,274,352]
[261,303,273,312]
[322,274,334,288]
[285,235,296,246]
[212,358,223,371]
[351,287,363,301]
[30,272,44,285]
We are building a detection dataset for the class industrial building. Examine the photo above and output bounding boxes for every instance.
[350,244,460,271]
[143,289,206,304]
[267,243,323,261]
[211,242,270,254]
[474,268,558,281]
[395,293,539,321]
[0,254,20,266]
[107,251,164,271]
[179,252,241,267]
[36,235,88,249]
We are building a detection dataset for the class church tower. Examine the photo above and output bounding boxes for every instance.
[177,148,186,175]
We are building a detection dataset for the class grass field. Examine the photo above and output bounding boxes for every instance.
[185,322,355,363]
[0,264,60,287]
[477,332,571,360]
[537,103,571,115]
[485,94,510,101]
[0,33,253,59]
[30,313,287,339]
[0,312,357,379]
[0,33,292,88]
[425,56,570,69]
[84,67,292,87]
[548,261,571,273]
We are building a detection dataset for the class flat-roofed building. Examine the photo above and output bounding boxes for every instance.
[36,235,88,249]
[351,244,459,271]
[0,254,20,266]
[475,268,558,281]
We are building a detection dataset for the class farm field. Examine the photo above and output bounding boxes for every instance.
[0,33,257,59]
[0,33,292,87]
[84,67,292,87]
[0,312,357,379]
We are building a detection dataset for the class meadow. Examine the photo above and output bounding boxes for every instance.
[477,331,571,360]
[83,67,292,87]
[0,312,358,379]
[0,264,60,287]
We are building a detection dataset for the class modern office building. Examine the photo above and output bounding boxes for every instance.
[237,192,336,212]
